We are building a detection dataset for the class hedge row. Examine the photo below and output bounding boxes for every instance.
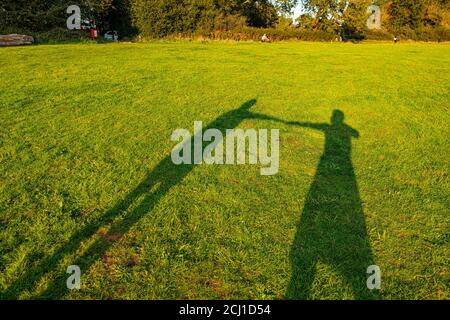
[365,28,450,42]
[5,27,449,44]
[164,27,338,42]
[397,28,450,42]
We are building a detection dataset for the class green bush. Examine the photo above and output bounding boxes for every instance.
[214,14,248,31]
[131,0,217,38]
[32,28,86,44]
[364,30,394,41]
[393,26,450,42]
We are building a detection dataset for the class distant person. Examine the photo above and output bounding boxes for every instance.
[261,34,270,43]
[394,36,399,44]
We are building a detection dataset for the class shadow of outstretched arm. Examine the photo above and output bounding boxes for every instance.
[249,112,328,131]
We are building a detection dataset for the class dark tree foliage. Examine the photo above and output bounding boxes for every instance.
[130,0,285,37]
[300,0,449,39]
[387,0,427,31]
[0,0,297,36]
[0,0,134,35]
[0,0,68,33]
[0,0,447,40]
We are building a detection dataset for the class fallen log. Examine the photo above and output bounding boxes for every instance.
[0,34,34,46]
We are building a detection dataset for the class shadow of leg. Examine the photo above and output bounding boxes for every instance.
[286,248,317,299]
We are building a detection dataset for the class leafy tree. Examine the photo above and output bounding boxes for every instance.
[385,0,449,33]
[130,0,287,36]
[272,0,300,15]
[0,0,70,33]
[300,0,347,31]
[241,0,279,27]
[130,0,218,37]
[295,13,315,29]
[1,0,447,40]
[387,0,426,31]
[341,0,371,37]
[276,15,295,30]
[213,0,282,27]
[0,0,134,35]
[89,0,135,34]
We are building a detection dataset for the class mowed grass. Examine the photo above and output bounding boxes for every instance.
[0,41,448,300]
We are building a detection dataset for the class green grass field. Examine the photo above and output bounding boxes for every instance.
[0,41,449,300]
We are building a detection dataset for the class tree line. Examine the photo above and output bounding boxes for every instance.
[297,0,449,39]
[0,0,449,41]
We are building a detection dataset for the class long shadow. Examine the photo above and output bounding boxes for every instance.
[4,104,379,300]
[3,99,258,299]
[252,110,379,300]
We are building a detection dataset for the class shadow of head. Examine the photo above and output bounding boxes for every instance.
[331,109,345,125]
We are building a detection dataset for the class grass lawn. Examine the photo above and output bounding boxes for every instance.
[0,41,448,300]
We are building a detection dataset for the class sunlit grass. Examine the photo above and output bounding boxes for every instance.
[0,41,449,299]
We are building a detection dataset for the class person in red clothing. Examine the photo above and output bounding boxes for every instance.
[89,18,98,40]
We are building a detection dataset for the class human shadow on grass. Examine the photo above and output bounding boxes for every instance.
[252,110,380,300]
[3,99,260,299]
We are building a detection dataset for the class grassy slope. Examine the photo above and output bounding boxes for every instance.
[0,41,448,299]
